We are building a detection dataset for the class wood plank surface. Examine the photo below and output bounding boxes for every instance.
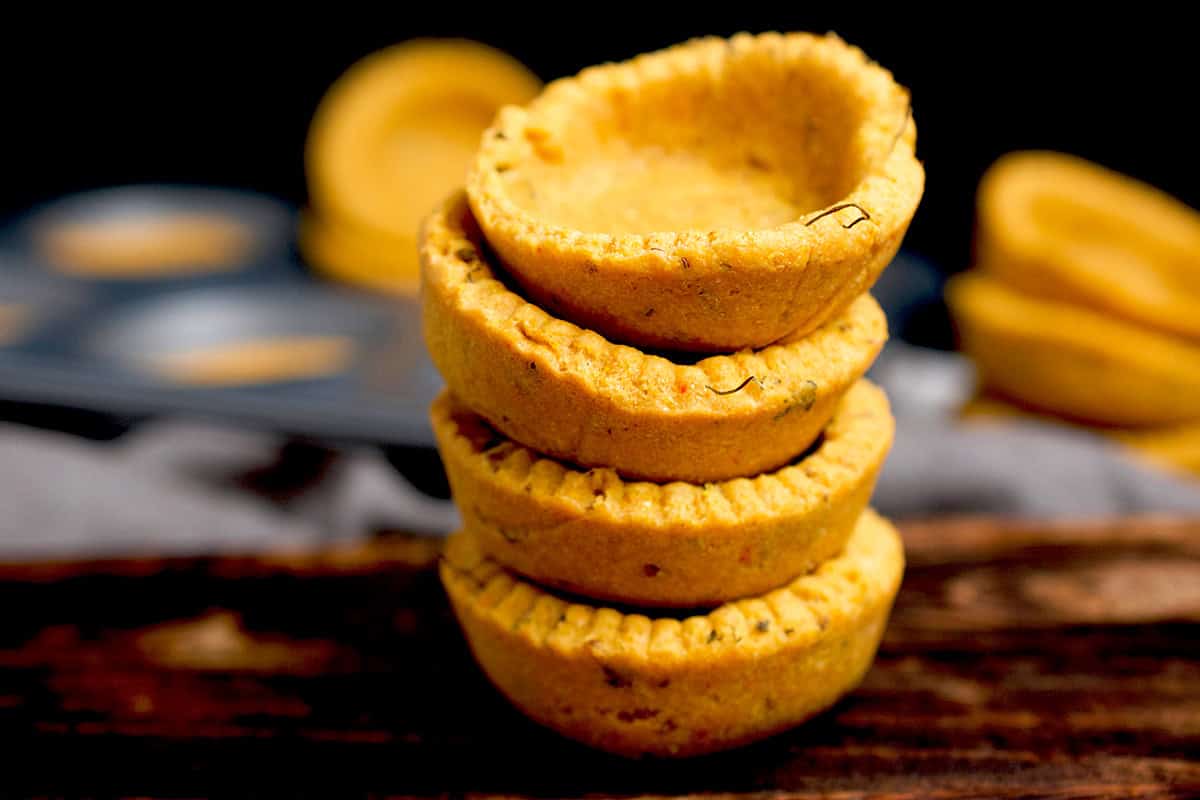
[1,517,1198,798]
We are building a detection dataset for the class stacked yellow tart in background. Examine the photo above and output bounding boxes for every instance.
[420,32,924,757]
[302,39,541,295]
[949,152,1200,478]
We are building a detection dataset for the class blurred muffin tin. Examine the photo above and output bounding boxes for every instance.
[0,186,441,446]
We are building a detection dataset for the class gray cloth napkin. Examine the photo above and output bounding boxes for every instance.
[0,419,458,559]
[1,343,1197,559]
[870,343,1200,517]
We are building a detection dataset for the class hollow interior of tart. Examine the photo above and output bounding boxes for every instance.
[504,61,886,235]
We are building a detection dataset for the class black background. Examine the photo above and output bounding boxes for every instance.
[2,10,1196,274]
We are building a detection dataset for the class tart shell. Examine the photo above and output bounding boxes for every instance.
[420,193,887,483]
[948,273,1200,427]
[306,39,540,246]
[466,32,923,352]
[976,151,1200,342]
[432,380,893,606]
[299,210,420,296]
[440,508,904,758]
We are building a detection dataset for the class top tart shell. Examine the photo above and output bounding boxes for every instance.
[466,32,923,351]
[420,193,887,483]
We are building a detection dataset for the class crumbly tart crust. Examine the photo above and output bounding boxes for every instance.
[440,508,904,757]
[976,151,1200,342]
[433,380,893,606]
[466,32,923,351]
[420,193,887,483]
[948,272,1200,427]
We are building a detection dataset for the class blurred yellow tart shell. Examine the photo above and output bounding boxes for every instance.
[948,272,1200,427]
[976,151,1200,342]
[962,394,1200,478]
[299,210,420,295]
[440,508,903,758]
[306,38,540,245]
[466,32,922,352]
[1112,425,1200,477]
[432,380,893,607]
[420,194,888,483]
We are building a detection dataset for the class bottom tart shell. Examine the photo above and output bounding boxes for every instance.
[432,380,893,606]
[948,272,1200,427]
[440,508,904,758]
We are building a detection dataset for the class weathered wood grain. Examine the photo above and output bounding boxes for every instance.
[0,516,1198,798]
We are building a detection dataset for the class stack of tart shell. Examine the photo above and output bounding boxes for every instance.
[949,152,1200,479]
[420,32,925,757]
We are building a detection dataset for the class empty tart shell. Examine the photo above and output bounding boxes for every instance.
[962,394,1200,479]
[466,32,923,352]
[432,380,893,607]
[976,151,1200,342]
[948,273,1200,427]
[421,193,888,483]
[306,39,540,247]
[299,210,421,295]
[441,508,903,758]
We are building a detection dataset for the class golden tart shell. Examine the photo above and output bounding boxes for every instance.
[466,32,922,352]
[948,272,1200,427]
[420,193,887,483]
[440,508,904,758]
[976,151,1200,342]
[432,380,893,606]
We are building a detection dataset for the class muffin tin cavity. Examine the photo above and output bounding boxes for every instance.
[17,186,293,282]
[85,285,389,387]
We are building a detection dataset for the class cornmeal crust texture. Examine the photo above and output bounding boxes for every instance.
[466,32,923,352]
[440,509,903,758]
[306,38,540,246]
[976,151,1200,342]
[948,273,1200,427]
[962,394,1200,478]
[432,380,893,606]
[421,194,888,483]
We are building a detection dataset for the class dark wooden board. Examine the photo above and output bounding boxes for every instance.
[1,517,1199,798]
